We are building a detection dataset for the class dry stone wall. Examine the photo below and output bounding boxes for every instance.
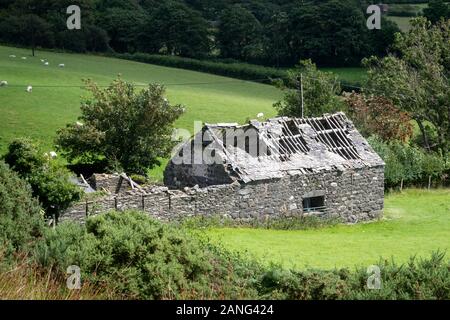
[61,166,384,224]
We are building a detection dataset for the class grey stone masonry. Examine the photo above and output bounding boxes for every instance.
[61,165,384,224]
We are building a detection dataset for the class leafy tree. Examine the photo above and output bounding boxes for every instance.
[217,4,263,62]
[139,1,211,58]
[263,11,291,67]
[274,59,344,117]
[423,0,450,24]
[98,7,147,53]
[288,0,368,66]
[0,160,44,259]
[366,16,401,57]
[56,77,185,174]
[364,18,450,155]
[343,92,413,142]
[4,138,82,219]
[0,14,54,56]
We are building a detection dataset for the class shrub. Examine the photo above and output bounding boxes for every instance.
[0,161,44,259]
[34,211,259,299]
[4,138,45,176]
[258,252,450,300]
[4,138,82,218]
[346,252,450,299]
[367,136,447,188]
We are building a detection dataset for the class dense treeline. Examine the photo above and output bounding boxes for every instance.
[0,0,401,67]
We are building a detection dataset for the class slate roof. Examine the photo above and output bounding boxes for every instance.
[198,112,385,183]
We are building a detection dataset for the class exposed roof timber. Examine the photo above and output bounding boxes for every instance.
[279,120,309,154]
[325,115,361,160]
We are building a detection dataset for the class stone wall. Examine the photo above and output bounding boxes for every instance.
[61,166,384,224]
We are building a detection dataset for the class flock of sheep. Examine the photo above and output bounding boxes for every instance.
[0,54,66,92]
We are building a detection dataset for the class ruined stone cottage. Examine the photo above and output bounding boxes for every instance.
[62,112,384,223]
[164,112,385,222]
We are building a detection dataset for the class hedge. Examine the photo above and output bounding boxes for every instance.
[110,52,286,83]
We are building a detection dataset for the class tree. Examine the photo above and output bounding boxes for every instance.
[364,18,450,155]
[98,7,147,53]
[366,17,401,57]
[217,4,263,61]
[423,0,450,24]
[56,77,185,174]
[0,14,54,56]
[343,92,413,142]
[287,0,369,66]
[139,1,211,58]
[4,139,82,219]
[273,59,345,117]
[0,160,44,259]
[263,11,291,67]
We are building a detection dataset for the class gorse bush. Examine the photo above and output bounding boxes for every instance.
[346,252,450,299]
[0,161,43,260]
[34,211,258,299]
[4,138,82,218]
[258,252,450,300]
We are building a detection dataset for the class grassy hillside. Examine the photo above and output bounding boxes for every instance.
[205,189,450,269]
[0,45,282,152]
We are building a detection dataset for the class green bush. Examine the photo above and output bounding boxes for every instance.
[367,136,447,188]
[34,211,259,299]
[4,138,45,177]
[0,161,44,259]
[346,252,450,299]
[258,252,449,300]
[4,138,82,218]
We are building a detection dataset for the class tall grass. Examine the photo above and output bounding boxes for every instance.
[0,253,119,300]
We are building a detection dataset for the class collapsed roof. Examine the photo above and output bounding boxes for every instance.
[178,112,384,183]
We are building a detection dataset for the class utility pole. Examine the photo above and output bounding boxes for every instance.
[299,74,304,118]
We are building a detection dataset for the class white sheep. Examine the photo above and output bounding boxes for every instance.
[58,63,65,68]
[76,121,84,127]
[26,85,32,93]
[21,57,27,60]
[9,55,16,58]
[40,59,45,62]
[0,81,8,87]
[49,151,57,159]
[44,62,49,66]
[257,113,264,118]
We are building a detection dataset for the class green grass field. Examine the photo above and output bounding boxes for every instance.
[322,67,366,85]
[386,2,428,32]
[0,45,282,152]
[204,189,450,270]
[387,16,415,32]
